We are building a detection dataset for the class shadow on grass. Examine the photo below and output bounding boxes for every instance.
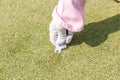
[71,14,120,47]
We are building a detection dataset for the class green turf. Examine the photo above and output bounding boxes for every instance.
[0,0,120,80]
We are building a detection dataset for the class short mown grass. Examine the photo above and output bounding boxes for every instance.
[0,0,120,80]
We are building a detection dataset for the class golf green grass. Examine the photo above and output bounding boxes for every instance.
[0,0,120,80]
